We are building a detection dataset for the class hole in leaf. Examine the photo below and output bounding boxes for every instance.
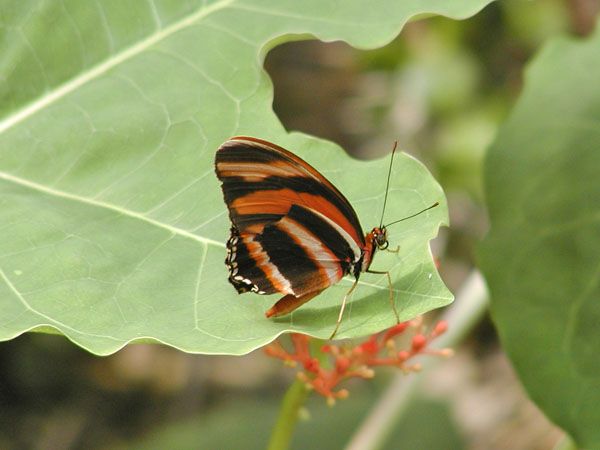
[264,40,365,157]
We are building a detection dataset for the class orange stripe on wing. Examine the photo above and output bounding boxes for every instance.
[231,189,363,248]
[228,136,341,192]
[231,190,292,216]
[216,160,302,181]
[217,136,366,248]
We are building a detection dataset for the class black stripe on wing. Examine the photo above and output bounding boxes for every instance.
[232,213,284,231]
[215,138,365,246]
[257,223,323,294]
[221,174,363,243]
[226,227,277,295]
[286,204,355,269]
[217,141,280,164]
[225,206,356,297]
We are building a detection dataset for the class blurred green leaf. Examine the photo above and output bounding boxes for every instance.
[0,0,493,355]
[480,27,600,447]
[112,392,463,450]
[501,0,569,48]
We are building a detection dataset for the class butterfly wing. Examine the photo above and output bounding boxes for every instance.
[216,137,365,298]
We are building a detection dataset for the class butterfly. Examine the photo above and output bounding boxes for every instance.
[214,136,438,338]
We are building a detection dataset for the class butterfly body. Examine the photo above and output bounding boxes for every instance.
[215,136,393,326]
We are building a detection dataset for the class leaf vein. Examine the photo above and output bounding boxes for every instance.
[0,171,224,247]
[0,268,125,342]
[0,0,235,134]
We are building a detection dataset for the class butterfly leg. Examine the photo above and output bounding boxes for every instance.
[366,269,400,324]
[266,290,324,318]
[386,245,400,254]
[329,278,359,340]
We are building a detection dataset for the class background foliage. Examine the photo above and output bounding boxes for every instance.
[1,0,598,449]
[480,26,600,448]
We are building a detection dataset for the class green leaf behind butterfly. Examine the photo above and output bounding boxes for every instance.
[0,0,492,355]
[480,27,600,448]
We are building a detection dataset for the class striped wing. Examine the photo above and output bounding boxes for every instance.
[215,136,365,297]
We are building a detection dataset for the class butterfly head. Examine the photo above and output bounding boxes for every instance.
[371,226,389,250]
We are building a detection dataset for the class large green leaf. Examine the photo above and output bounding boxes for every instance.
[480,28,600,447]
[0,0,491,355]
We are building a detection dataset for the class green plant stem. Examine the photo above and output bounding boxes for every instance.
[346,270,489,450]
[267,378,309,450]
[552,434,577,450]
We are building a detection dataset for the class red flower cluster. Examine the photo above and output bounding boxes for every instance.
[264,318,452,405]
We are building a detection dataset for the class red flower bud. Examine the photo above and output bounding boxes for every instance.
[383,322,409,341]
[412,334,427,352]
[397,350,410,362]
[264,318,453,404]
[357,338,379,355]
[336,356,351,373]
[432,321,448,337]
[304,357,320,373]
[337,389,349,399]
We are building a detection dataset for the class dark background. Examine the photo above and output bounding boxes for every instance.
[1,1,597,448]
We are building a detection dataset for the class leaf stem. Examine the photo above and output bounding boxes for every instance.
[552,434,577,450]
[267,378,310,450]
[345,270,489,450]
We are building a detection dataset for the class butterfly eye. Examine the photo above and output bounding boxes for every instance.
[374,229,388,250]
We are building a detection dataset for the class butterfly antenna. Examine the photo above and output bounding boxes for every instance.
[385,202,440,228]
[379,141,398,228]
